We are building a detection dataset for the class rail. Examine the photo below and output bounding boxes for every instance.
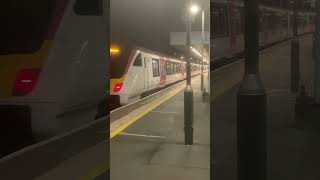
[110,72,207,122]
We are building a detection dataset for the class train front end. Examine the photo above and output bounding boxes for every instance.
[110,43,132,109]
[0,1,63,154]
[0,0,108,146]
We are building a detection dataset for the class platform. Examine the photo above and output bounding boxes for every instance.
[212,34,320,180]
[110,74,210,180]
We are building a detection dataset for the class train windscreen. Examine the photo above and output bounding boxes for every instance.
[0,1,55,54]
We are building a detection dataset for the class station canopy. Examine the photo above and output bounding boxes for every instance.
[170,31,210,63]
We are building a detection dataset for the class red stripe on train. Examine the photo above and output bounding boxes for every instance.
[159,57,167,86]
[46,0,70,39]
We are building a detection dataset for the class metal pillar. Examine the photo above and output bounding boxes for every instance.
[291,0,300,93]
[314,0,320,103]
[237,0,267,180]
[201,10,205,91]
[184,0,193,145]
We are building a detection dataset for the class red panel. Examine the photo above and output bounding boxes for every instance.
[159,57,167,86]
[46,0,70,39]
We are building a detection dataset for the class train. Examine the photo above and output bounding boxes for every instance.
[0,0,108,148]
[110,0,316,108]
[0,0,316,153]
[110,44,209,107]
[211,0,316,60]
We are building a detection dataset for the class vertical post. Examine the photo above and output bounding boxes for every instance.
[201,10,205,91]
[237,0,267,180]
[106,0,110,177]
[208,8,210,95]
[184,0,194,145]
[291,0,300,93]
[314,0,320,103]
[287,8,290,37]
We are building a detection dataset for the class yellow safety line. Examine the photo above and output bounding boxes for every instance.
[80,79,193,179]
[110,84,185,139]
[79,83,185,180]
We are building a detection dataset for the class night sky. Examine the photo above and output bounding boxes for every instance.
[111,0,210,56]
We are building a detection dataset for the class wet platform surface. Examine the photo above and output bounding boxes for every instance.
[111,74,210,180]
[212,34,320,180]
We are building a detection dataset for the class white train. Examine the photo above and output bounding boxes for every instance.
[0,0,108,149]
[211,0,316,60]
[110,46,208,107]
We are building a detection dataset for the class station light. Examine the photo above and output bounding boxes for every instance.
[190,4,200,15]
[190,46,208,63]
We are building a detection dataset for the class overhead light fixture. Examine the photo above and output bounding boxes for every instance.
[190,4,200,15]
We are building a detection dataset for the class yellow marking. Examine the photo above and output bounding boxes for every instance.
[110,84,185,139]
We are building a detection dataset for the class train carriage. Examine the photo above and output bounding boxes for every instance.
[0,0,108,144]
[110,46,206,107]
[211,0,316,60]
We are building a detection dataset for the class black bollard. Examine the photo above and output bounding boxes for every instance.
[237,0,267,180]
[184,0,194,145]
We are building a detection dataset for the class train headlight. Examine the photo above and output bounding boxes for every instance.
[13,68,41,96]
[114,83,123,92]
[110,48,120,53]
[110,46,121,56]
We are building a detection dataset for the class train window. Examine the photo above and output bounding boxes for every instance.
[1,0,55,54]
[74,0,103,16]
[152,59,160,77]
[166,61,171,75]
[282,15,288,29]
[176,63,179,73]
[235,8,243,35]
[290,15,294,28]
[211,3,229,38]
[171,62,175,74]
[170,62,174,74]
[133,53,142,66]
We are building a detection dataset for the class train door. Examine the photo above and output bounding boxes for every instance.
[179,63,184,79]
[228,0,236,51]
[159,58,166,86]
[151,58,161,87]
[143,55,150,90]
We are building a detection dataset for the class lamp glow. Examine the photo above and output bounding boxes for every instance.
[190,5,199,15]
[110,48,120,53]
